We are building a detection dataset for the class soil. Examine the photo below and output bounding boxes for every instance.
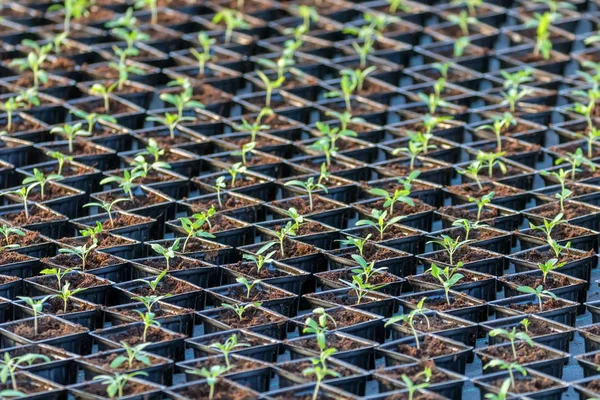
[417,269,488,285]
[398,314,461,332]
[14,72,63,88]
[185,193,256,213]
[141,256,204,271]
[36,163,93,178]
[364,179,434,194]
[95,191,167,211]
[446,182,523,198]
[280,359,356,379]
[8,315,86,340]
[395,335,459,358]
[225,284,289,302]
[0,251,32,265]
[3,206,62,225]
[223,134,283,148]
[427,246,496,265]
[76,99,133,115]
[190,356,264,374]
[49,141,108,156]
[514,248,594,265]
[26,184,75,203]
[377,360,450,385]
[318,268,398,287]
[509,298,567,312]
[252,238,317,260]
[319,308,373,329]
[125,276,197,296]
[0,379,57,395]
[289,334,367,352]
[438,205,499,221]
[488,376,558,394]
[200,174,263,190]
[78,381,154,397]
[85,350,167,371]
[351,224,418,241]
[39,297,95,315]
[107,324,179,346]
[529,201,594,220]
[217,306,285,329]
[202,332,266,348]
[173,381,256,400]
[46,251,121,271]
[0,274,18,285]
[380,160,440,175]
[33,273,110,291]
[307,289,383,306]
[549,142,600,158]
[408,296,475,311]
[437,227,505,242]
[101,213,152,230]
[476,139,541,156]
[214,152,280,167]
[271,221,332,236]
[57,233,132,249]
[480,342,555,364]
[361,198,433,218]
[271,196,339,215]
[4,118,41,133]
[335,242,401,263]
[524,223,592,241]
[501,273,573,291]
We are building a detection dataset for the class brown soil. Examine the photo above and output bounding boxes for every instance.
[289,334,367,352]
[0,379,58,395]
[39,297,95,315]
[214,153,280,167]
[200,174,263,190]
[417,269,488,285]
[480,342,555,364]
[48,141,108,156]
[396,314,461,333]
[509,298,567,312]
[361,198,433,218]
[409,296,475,311]
[84,350,166,371]
[3,206,62,224]
[225,261,287,279]
[514,248,594,265]
[26,184,76,203]
[76,99,133,115]
[335,242,401,263]
[189,356,263,374]
[528,201,594,220]
[46,251,121,271]
[224,285,289,303]
[57,233,131,249]
[446,182,523,198]
[0,274,18,285]
[501,273,572,291]
[319,269,398,287]
[107,324,179,346]
[33,273,110,290]
[377,360,451,385]
[0,251,32,265]
[271,196,338,214]
[427,247,496,265]
[488,376,558,394]
[320,308,373,329]
[141,256,204,271]
[102,213,152,230]
[125,276,197,297]
[77,381,154,397]
[438,227,504,242]
[271,221,332,236]
[396,335,459,358]
[477,139,541,156]
[35,163,93,178]
[4,119,41,133]
[438,205,499,220]
[185,193,256,213]
[173,381,256,400]
[256,238,317,260]
[351,224,418,241]
[95,191,166,211]
[8,316,86,340]
[524,223,592,241]
[223,134,282,148]
[307,289,383,306]
[217,307,284,329]
[202,332,266,348]
[14,72,63,88]
[280,359,356,379]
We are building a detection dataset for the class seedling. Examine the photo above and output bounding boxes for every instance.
[484,362,526,393]
[452,219,487,241]
[417,87,451,115]
[548,237,570,259]
[132,295,167,315]
[489,326,535,360]
[528,212,564,242]
[1,96,24,132]
[392,140,426,171]
[235,276,262,300]
[22,168,62,202]
[387,0,409,13]
[109,342,152,370]
[427,235,472,266]
[284,177,328,212]
[46,152,71,181]
[302,348,341,400]
[484,378,512,400]
[555,187,571,214]
[356,209,405,241]
[39,267,75,291]
[0,353,51,393]
[55,281,85,314]
[134,0,157,24]
[369,187,414,215]
[257,42,297,81]
[385,297,429,349]
[233,107,273,143]
[214,176,227,209]
[49,0,91,33]
[89,82,118,114]
[400,368,432,400]
[315,120,357,152]
[556,148,596,180]
[501,86,532,113]
[338,235,370,258]
[243,247,276,275]
[213,9,250,44]
[448,10,477,36]
[9,40,51,89]
[428,262,465,305]
[186,365,228,400]
[567,88,600,133]
[93,372,148,399]
[227,162,247,188]
[458,159,484,190]
[136,270,167,293]
[476,115,512,152]
[232,142,256,166]
[83,198,131,228]
[351,254,387,284]
[146,112,195,140]
[135,310,160,343]
[340,273,387,305]
[58,240,97,272]
[150,239,180,271]
[325,71,358,112]
[303,307,337,351]
[16,295,53,336]
[517,284,559,312]
[477,151,507,178]
[340,66,377,93]
[1,187,33,219]
[0,225,24,248]
[179,209,216,253]
[468,191,495,222]
[160,80,204,118]
[49,122,90,154]
[208,333,249,368]
[531,11,553,60]
[222,302,262,321]
[454,37,470,57]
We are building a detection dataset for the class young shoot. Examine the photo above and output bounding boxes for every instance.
[369,187,414,216]
[208,333,249,368]
[427,235,472,266]
[58,240,97,272]
[385,297,429,349]
[186,365,229,400]
[93,372,149,399]
[488,326,535,360]
[302,348,341,400]
[356,209,405,241]
[55,281,85,314]
[22,168,63,202]
[109,342,152,370]
[235,276,262,300]
[284,177,328,212]
[221,302,262,321]
[149,239,180,271]
[538,258,565,284]
[16,295,53,337]
[428,262,465,305]
[517,284,559,312]
[468,191,495,222]
[83,198,131,229]
[0,353,51,394]
[213,9,250,44]
[49,122,90,154]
